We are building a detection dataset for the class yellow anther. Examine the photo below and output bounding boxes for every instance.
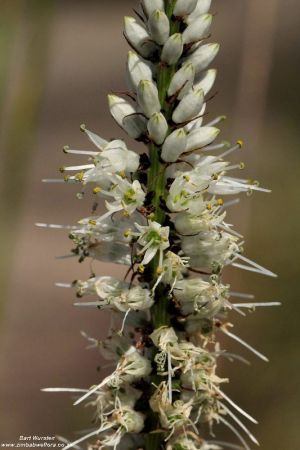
[147,213,155,221]
[138,264,145,274]
[156,266,164,275]
[207,203,212,210]
[80,123,86,132]
[183,175,190,182]
[239,162,245,169]
[211,173,219,180]
[93,186,102,194]
[75,172,84,182]
[119,170,126,179]
[123,211,130,217]
[59,166,65,173]
[124,229,132,238]
[63,145,69,153]
[237,139,244,148]
[64,175,70,182]
[217,198,224,206]
[88,219,97,226]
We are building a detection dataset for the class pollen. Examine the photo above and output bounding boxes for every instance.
[138,264,145,274]
[237,139,244,148]
[93,186,102,194]
[217,198,224,206]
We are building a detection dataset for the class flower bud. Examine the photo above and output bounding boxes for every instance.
[185,0,212,24]
[186,126,220,151]
[194,68,217,95]
[172,88,204,124]
[137,80,161,118]
[142,0,164,17]
[108,94,147,139]
[147,112,168,145]
[182,14,212,44]
[161,33,184,66]
[124,16,157,58]
[161,128,187,162]
[168,62,195,99]
[148,10,170,45]
[127,51,153,91]
[186,43,220,75]
[173,0,198,17]
[184,103,206,132]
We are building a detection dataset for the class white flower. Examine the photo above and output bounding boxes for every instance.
[97,177,145,221]
[181,230,240,269]
[174,278,229,316]
[108,94,147,139]
[148,9,170,45]
[194,68,217,95]
[161,128,187,162]
[182,14,212,45]
[173,0,198,17]
[161,33,184,65]
[126,51,153,92]
[147,112,168,145]
[142,0,164,17]
[137,80,161,118]
[185,43,220,75]
[135,221,170,267]
[124,16,157,58]
[168,62,196,100]
[172,88,204,124]
[186,126,220,152]
[185,0,212,24]
[161,251,189,285]
[75,276,153,312]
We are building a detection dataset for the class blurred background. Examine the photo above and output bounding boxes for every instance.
[0,0,299,447]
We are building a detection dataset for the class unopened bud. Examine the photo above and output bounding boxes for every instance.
[186,126,220,152]
[137,80,161,118]
[173,0,198,17]
[185,43,220,75]
[172,88,204,124]
[124,16,156,58]
[127,51,153,92]
[161,128,187,162]
[161,33,184,66]
[148,10,170,45]
[147,112,168,145]
[168,62,195,100]
[182,14,212,44]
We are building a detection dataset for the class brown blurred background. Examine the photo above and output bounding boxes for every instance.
[0,0,299,447]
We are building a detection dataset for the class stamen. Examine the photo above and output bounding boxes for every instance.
[218,416,251,450]
[55,283,72,288]
[221,328,269,362]
[230,292,255,300]
[233,302,281,308]
[233,254,277,278]
[35,223,75,230]
[221,403,259,445]
[215,387,258,424]
[205,115,226,127]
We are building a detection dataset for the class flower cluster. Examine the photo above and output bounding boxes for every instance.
[40,1,279,449]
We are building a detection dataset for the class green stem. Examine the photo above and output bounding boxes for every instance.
[145,3,179,449]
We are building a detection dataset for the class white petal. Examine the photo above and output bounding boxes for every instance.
[124,16,156,58]
[148,10,170,45]
[174,0,198,17]
[172,88,204,123]
[108,94,146,139]
[137,80,161,118]
[182,14,212,44]
[186,126,220,151]
[142,0,164,17]
[127,51,153,91]
[168,62,195,99]
[161,128,187,162]
[185,0,212,24]
[194,68,217,95]
[186,43,220,75]
[147,112,168,145]
[161,33,184,66]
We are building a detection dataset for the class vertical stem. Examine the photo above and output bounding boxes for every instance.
[145,3,178,449]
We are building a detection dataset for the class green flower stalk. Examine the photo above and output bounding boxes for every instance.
[38,1,280,449]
